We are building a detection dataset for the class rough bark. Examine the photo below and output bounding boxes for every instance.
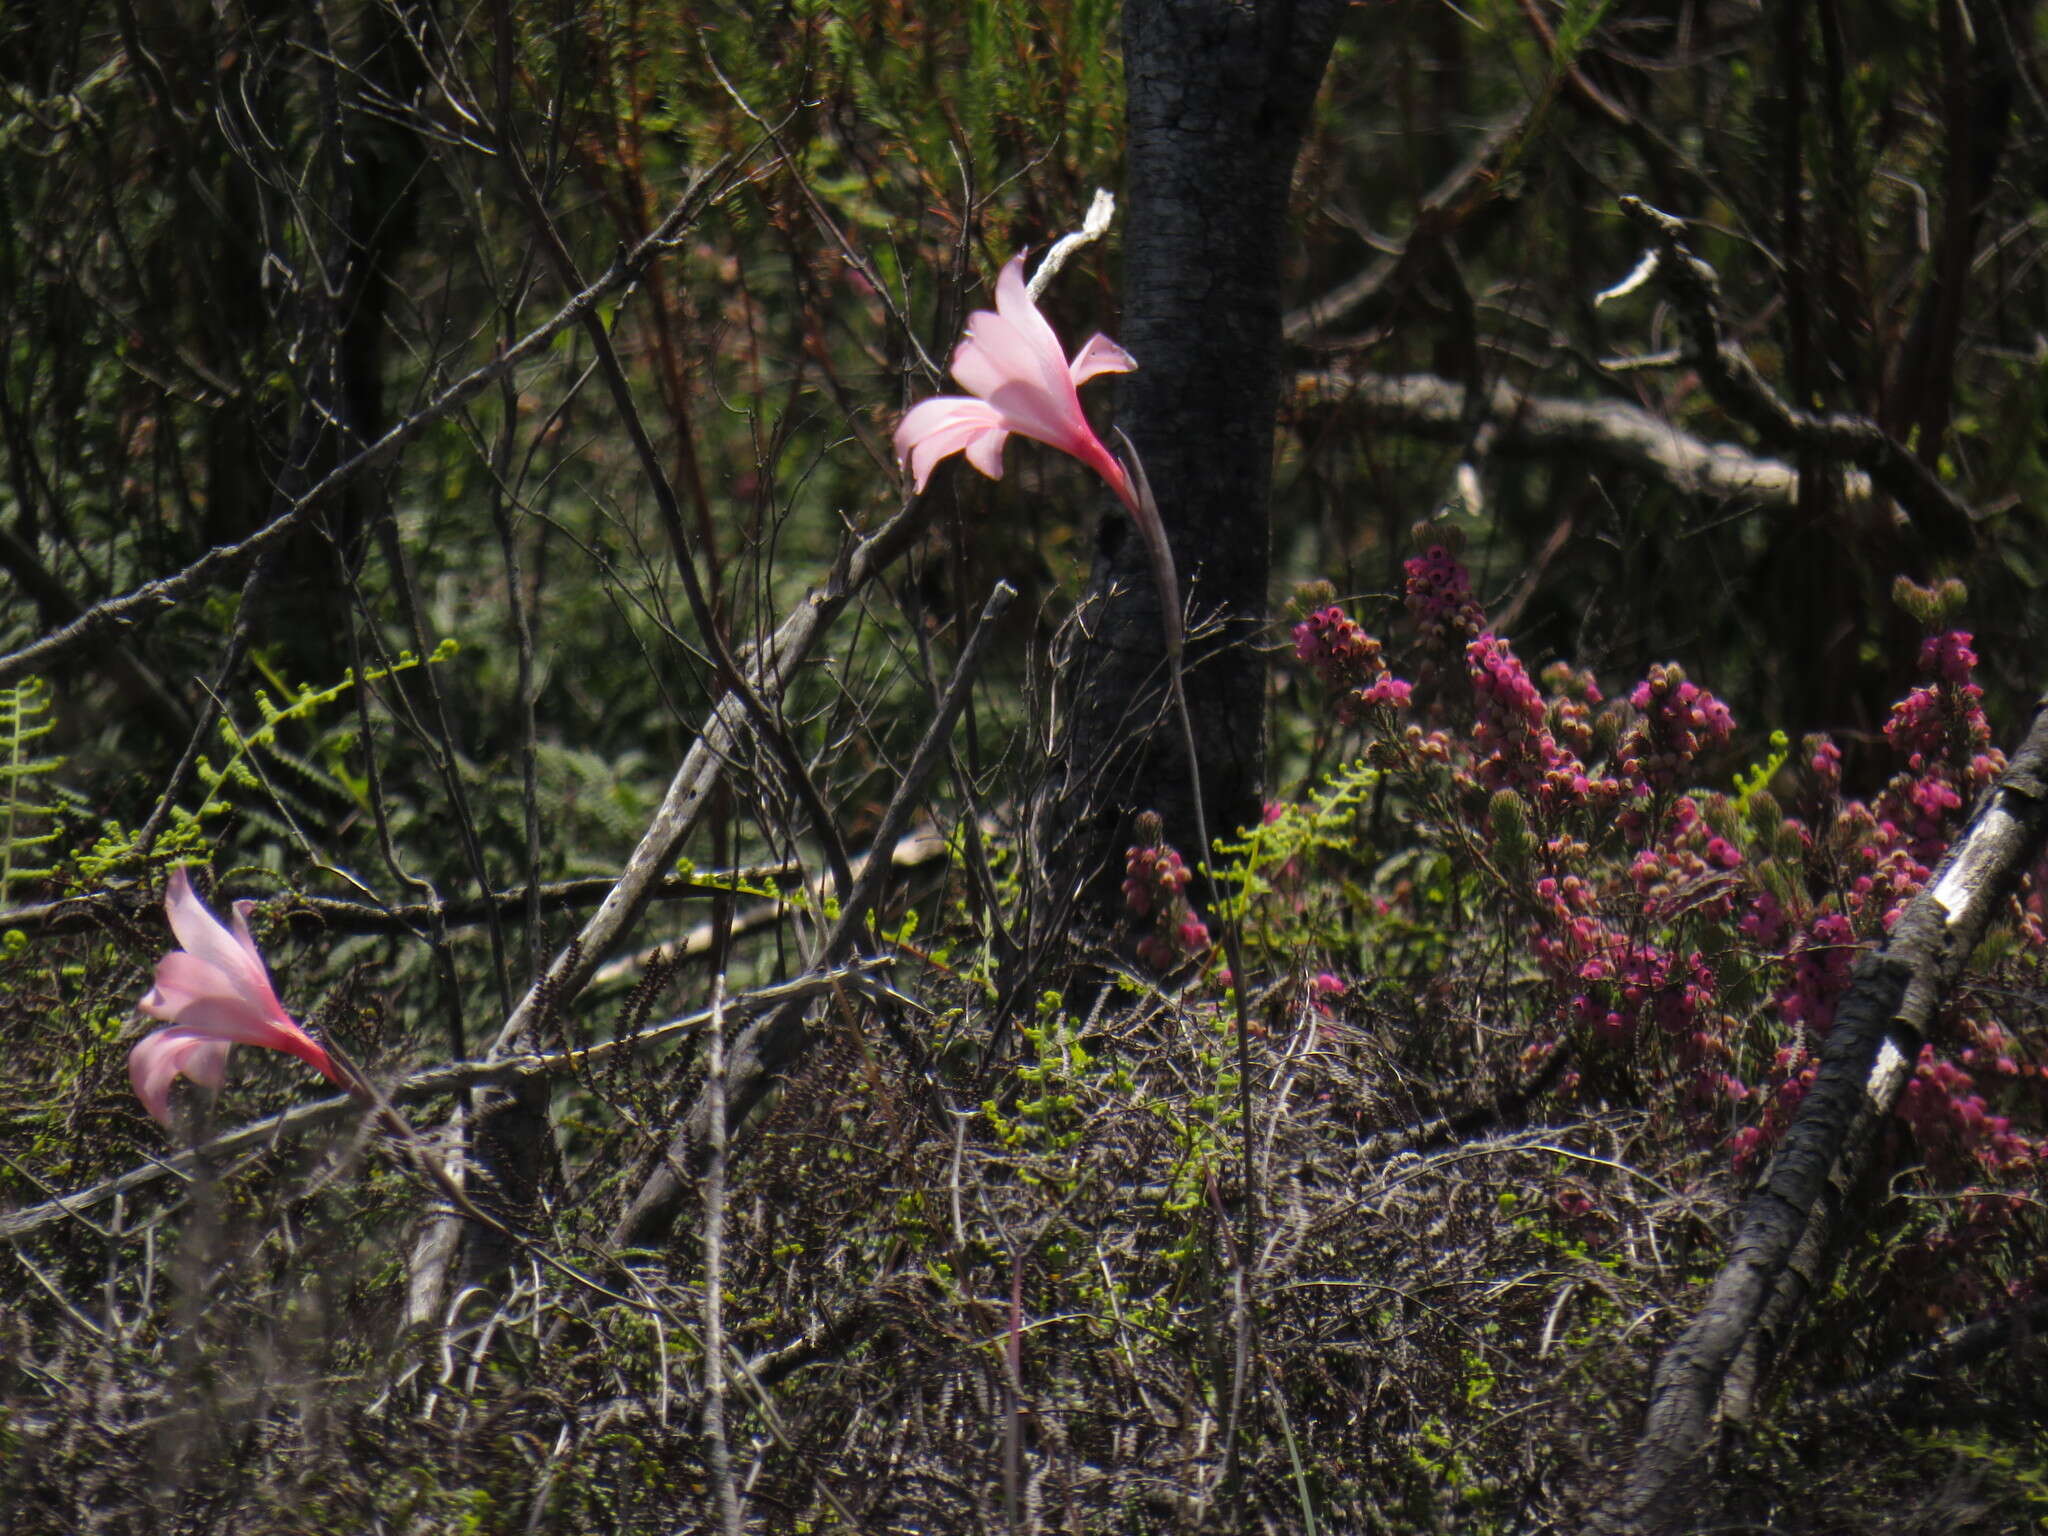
[1586,695,2048,1535]
[1050,0,1349,912]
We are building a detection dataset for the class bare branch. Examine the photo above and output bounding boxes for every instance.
[1293,369,1875,508]
[613,580,1017,1248]
[0,156,741,688]
[1612,196,1977,551]
[0,863,809,940]
[0,961,893,1244]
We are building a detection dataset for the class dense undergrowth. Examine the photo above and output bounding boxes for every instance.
[7,0,2048,1530]
[7,539,2048,1532]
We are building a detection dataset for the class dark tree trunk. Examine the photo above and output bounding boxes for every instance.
[1052,0,1348,915]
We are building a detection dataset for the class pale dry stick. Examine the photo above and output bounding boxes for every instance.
[0,861,808,938]
[701,974,743,1536]
[0,963,891,1243]
[1292,369,1876,509]
[1025,188,1118,303]
[0,153,743,689]
[612,581,1017,1246]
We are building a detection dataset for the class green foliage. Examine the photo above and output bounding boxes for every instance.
[0,678,62,901]
[5,0,2048,1528]
[1731,729,1789,813]
[1213,756,1379,940]
[77,642,457,884]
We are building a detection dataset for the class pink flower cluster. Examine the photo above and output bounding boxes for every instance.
[1625,796,1743,924]
[1898,1045,2034,1183]
[1282,550,2046,1238]
[1775,912,1858,1032]
[1882,630,2002,785]
[1122,820,1212,971]
[1403,545,1486,649]
[1807,734,1844,794]
[1621,664,1736,794]
[1293,605,1413,719]
[1465,637,1609,812]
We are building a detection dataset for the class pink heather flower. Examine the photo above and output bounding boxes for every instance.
[1292,603,1414,720]
[1778,912,1858,1034]
[1919,630,1979,686]
[894,255,1138,513]
[1622,663,1735,793]
[1807,734,1843,792]
[130,868,345,1126]
[1403,545,1485,648]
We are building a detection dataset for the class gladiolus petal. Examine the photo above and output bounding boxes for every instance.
[1068,333,1137,387]
[894,253,1138,516]
[140,950,238,1021]
[897,396,1010,492]
[128,870,344,1128]
[963,425,1012,479]
[130,1029,234,1128]
[157,997,337,1081]
[163,867,283,1020]
[994,253,1069,389]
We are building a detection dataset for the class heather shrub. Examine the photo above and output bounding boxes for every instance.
[1209,543,2048,1340]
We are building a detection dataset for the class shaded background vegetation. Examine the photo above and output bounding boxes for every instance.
[3,0,2048,1530]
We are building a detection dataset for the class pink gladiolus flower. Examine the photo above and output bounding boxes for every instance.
[894,254,1139,513]
[130,868,344,1126]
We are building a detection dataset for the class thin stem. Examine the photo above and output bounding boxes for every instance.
[1111,432,1260,1505]
[702,974,743,1536]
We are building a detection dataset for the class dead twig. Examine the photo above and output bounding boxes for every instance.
[1612,196,1976,552]
[612,580,1017,1247]
[0,961,892,1243]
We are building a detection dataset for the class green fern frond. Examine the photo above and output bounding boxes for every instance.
[0,677,66,901]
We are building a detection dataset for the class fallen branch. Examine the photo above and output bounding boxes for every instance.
[0,961,892,1244]
[1292,369,1873,508]
[612,581,1017,1248]
[1794,1291,2048,1425]
[586,828,950,992]
[1612,197,1976,551]
[1586,693,2048,1535]
[0,863,805,940]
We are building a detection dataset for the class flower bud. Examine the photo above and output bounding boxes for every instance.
[1745,788,1783,840]
[1489,788,1534,873]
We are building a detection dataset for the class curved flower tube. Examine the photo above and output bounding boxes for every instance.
[129,868,344,1126]
[894,254,1139,514]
